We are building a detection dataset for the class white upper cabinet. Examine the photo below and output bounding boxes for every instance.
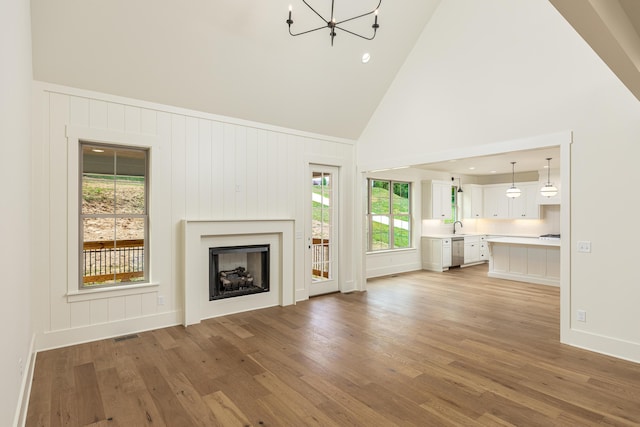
[483,184,510,219]
[510,182,540,219]
[462,184,483,219]
[483,182,540,219]
[422,180,453,220]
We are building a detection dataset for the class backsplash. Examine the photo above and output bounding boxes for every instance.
[422,205,560,237]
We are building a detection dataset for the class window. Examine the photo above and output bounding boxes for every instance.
[443,185,458,224]
[80,143,148,288]
[367,179,411,251]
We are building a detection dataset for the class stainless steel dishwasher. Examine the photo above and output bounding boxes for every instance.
[451,236,464,267]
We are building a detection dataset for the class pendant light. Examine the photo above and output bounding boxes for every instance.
[540,157,558,198]
[506,161,521,198]
[457,177,463,193]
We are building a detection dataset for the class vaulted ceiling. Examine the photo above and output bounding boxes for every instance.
[30,0,441,140]
[30,1,639,141]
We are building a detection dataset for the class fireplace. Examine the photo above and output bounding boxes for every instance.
[183,219,294,326]
[209,244,270,300]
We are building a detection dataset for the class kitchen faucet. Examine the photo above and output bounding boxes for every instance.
[453,220,463,234]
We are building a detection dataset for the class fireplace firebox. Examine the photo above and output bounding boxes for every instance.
[209,245,270,300]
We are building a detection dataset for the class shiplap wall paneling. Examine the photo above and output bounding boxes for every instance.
[256,130,269,216]
[90,299,109,325]
[125,106,142,134]
[125,294,142,319]
[245,128,258,219]
[70,301,91,328]
[107,103,125,131]
[50,92,71,331]
[211,121,225,218]
[89,99,108,129]
[171,114,187,312]
[153,112,173,310]
[69,96,89,127]
[198,119,213,218]
[108,297,126,322]
[234,125,248,217]
[185,116,200,219]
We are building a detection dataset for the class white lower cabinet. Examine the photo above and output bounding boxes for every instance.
[421,237,452,272]
[463,235,488,265]
[464,236,481,264]
[479,236,489,261]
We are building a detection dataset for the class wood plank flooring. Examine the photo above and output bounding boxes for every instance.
[26,265,640,426]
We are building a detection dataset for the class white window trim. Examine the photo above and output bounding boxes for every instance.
[367,179,412,252]
[66,125,158,297]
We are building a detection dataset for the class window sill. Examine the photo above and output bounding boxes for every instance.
[366,247,416,256]
[66,282,160,303]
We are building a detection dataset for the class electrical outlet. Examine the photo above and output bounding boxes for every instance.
[157,295,165,306]
[576,309,586,322]
[577,241,591,253]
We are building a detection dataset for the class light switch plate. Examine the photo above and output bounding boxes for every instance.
[577,241,591,253]
[576,310,586,322]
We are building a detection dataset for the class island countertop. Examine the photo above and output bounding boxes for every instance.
[487,236,560,247]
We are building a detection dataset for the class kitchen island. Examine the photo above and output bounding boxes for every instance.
[486,237,560,286]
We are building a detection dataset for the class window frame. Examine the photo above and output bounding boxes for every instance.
[367,178,412,252]
[65,126,158,300]
[79,142,150,289]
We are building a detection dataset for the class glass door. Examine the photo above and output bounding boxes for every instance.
[308,165,338,296]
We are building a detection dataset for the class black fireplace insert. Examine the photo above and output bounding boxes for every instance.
[209,244,270,300]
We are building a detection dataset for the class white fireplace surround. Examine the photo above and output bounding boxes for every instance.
[183,219,295,326]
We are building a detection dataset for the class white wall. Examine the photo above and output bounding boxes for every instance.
[0,1,34,425]
[358,0,640,362]
[32,83,357,351]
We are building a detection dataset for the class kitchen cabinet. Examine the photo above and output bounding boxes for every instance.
[483,182,540,219]
[483,185,510,219]
[487,237,560,286]
[421,237,451,272]
[464,236,481,264]
[422,180,453,220]
[479,235,489,261]
[509,182,540,219]
[462,184,483,219]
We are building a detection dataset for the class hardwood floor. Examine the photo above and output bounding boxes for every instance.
[27,265,640,426]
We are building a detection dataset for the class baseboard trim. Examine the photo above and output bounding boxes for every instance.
[366,263,421,279]
[36,310,183,352]
[13,333,36,427]
[563,328,640,364]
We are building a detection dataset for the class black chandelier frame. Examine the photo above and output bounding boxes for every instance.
[286,0,382,46]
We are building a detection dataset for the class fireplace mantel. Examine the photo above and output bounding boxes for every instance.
[182,219,295,326]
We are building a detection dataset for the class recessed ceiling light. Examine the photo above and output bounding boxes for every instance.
[362,52,371,63]
[92,148,105,153]
[469,167,476,170]
[490,170,497,174]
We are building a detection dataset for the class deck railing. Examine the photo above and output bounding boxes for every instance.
[312,238,330,279]
[83,239,145,284]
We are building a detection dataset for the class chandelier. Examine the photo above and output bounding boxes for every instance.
[286,1,381,46]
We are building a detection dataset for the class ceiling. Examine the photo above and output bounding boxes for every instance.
[29,1,639,143]
[413,146,560,176]
[549,0,640,104]
[30,0,441,140]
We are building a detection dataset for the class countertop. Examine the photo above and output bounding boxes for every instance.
[486,236,561,247]
[422,233,485,239]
